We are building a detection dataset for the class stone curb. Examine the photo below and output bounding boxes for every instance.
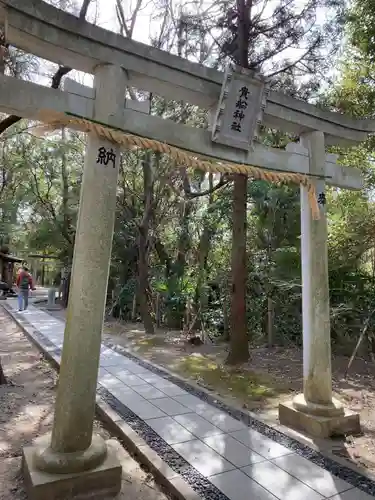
[95,399,201,500]
[2,304,61,370]
[1,303,200,500]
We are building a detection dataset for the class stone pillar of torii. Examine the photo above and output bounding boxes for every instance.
[33,65,126,476]
[0,0,369,496]
[279,132,360,437]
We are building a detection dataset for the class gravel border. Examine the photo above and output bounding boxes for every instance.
[103,340,375,496]
[97,385,230,500]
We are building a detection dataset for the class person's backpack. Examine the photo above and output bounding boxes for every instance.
[19,273,30,290]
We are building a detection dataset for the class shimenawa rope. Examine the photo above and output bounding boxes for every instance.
[35,109,321,219]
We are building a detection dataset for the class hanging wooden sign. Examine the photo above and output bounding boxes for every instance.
[211,66,268,151]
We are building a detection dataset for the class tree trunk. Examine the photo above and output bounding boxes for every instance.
[131,294,137,321]
[267,296,274,348]
[195,226,210,313]
[60,127,74,253]
[225,0,251,365]
[173,200,193,278]
[138,229,154,333]
[154,238,171,279]
[62,270,71,308]
[226,174,250,365]
[138,153,155,334]
[155,293,162,327]
[195,174,214,315]
[222,291,230,340]
[41,261,45,286]
[0,359,7,385]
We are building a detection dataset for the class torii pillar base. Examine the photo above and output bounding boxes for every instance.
[22,436,122,500]
[279,395,360,439]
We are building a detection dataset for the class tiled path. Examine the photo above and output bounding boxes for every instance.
[4,300,375,500]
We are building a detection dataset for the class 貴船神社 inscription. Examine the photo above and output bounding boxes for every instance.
[212,67,268,151]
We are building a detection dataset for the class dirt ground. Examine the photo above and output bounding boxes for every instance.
[0,307,168,500]
[37,304,375,476]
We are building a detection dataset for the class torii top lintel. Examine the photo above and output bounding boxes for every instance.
[1,0,375,147]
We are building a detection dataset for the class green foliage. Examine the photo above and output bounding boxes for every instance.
[318,20,375,355]
[347,0,375,59]
[0,125,82,260]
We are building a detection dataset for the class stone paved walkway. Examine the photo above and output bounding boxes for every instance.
[4,300,375,500]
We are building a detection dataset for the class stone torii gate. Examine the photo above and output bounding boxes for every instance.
[0,0,373,497]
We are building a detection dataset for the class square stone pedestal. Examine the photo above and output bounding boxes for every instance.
[22,440,122,500]
[279,400,361,438]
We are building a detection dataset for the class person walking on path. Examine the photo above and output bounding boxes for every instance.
[16,266,34,311]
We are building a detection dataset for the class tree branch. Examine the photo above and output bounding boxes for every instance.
[186,177,230,198]
[267,44,319,79]
[51,66,72,90]
[0,0,92,136]
[0,114,21,135]
[180,168,230,198]
[116,0,130,37]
